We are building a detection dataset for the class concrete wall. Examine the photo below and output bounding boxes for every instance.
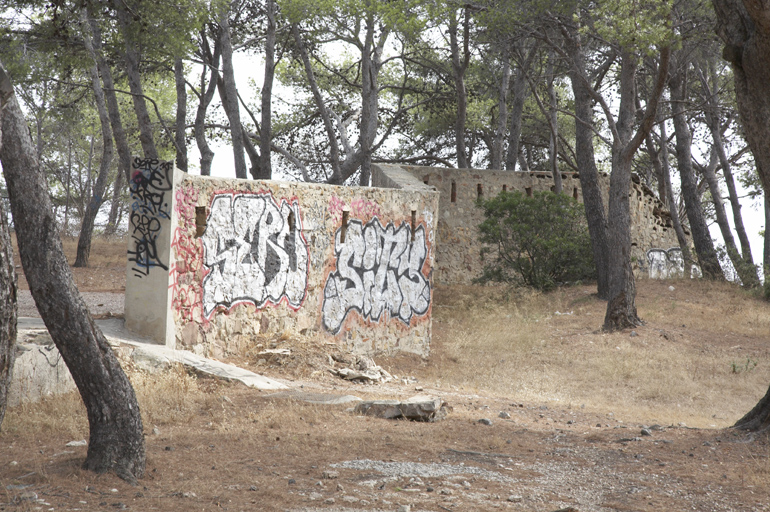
[124,161,439,358]
[401,166,681,285]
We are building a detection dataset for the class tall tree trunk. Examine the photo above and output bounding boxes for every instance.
[255,0,276,179]
[546,55,562,193]
[174,57,188,173]
[655,119,694,277]
[0,181,16,428]
[217,9,248,179]
[603,47,670,330]
[195,31,220,176]
[565,29,610,299]
[103,169,124,236]
[505,74,528,171]
[449,7,470,169]
[75,9,115,268]
[700,149,758,286]
[292,24,343,183]
[668,62,723,279]
[85,6,131,185]
[490,54,510,170]
[0,64,144,481]
[113,0,157,159]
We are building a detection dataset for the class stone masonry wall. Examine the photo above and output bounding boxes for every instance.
[166,165,438,359]
[401,166,681,285]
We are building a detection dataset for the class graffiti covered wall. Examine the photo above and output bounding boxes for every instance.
[125,158,178,344]
[160,166,438,358]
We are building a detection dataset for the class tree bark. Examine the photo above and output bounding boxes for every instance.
[0,64,144,481]
[603,47,670,330]
[652,119,694,277]
[0,172,16,428]
[564,28,610,299]
[174,57,188,173]
[700,149,758,285]
[291,24,343,183]
[255,0,277,180]
[195,30,221,176]
[103,169,124,236]
[113,0,157,159]
[668,60,723,279]
[449,8,470,169]
[546,55,562,193]
[85,5,131,185]
[75,9,115,268]
[490,53,510,170]
[217,9,248,179]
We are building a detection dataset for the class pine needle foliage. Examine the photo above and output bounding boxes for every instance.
[476,190,595,291]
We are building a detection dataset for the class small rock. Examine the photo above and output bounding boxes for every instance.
[152,426,160,436]
[18,491,38,501]
[398,505,411,512]
[182,492,196,498]
[66,440,87,447]
[630,331,638,337]
[478,418,493,426]
[426,486,434,492]
[641,428,652,436]
[324,498,335,504]
[341,495,358,503]
[288,479,296,485]
[669,286,675,291]
[249,485,258,491]
[9,461,17,466]
[499,411,511,419]
[462,480,471,489]
[308,492,323,501]
[336,483,344,492]
[112,503,127,510]
[507,495,523,503]
[322,470,339,480]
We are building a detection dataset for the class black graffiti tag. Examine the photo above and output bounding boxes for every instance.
[128,158,172,277]
[322,218,431,333]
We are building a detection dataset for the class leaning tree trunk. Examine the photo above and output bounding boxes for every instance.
[75,9,115,268]
[449,8,470,169]
[174,57,188,173]
[0,64,145,481]
[713,0,770,433]
[113,0,157,160]
[0,178,16,428]
[565,29,610,299]
[255,0,277,180]
[217,8,248,179]
[669,64,723,279]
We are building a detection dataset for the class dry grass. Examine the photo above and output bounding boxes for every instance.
[428,279,770,429]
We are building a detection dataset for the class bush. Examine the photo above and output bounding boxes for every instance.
[476,190,596,291]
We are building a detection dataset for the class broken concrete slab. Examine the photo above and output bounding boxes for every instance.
[354,395,451,422]
[264,390,362,405]
[128,344,288,390]
[9,338,76,406]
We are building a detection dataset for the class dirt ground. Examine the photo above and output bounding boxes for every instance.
[3,237,770,511]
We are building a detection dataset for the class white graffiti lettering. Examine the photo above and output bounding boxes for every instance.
[647,247,701,279]
[201,193,309,316]
[322,218,431,333]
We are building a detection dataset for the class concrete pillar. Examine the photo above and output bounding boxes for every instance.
[124,158,177,346]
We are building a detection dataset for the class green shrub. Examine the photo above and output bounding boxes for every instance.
[476,190,596,291]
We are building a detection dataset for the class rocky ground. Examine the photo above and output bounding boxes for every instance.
[2,238,770,511]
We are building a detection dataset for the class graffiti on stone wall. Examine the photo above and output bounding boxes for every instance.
[170,185,204,323]
[128,158,172,277]
[322,217,431,334]
[647,247,702,279]
[201,192,310,317]
[328,196,382,222]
